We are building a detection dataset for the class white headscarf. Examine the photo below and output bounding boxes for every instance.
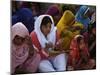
[74,35,84,39]
[34,15,57,48]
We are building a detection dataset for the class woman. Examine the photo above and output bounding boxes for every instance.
[11,22,41,74]
[30,15,67,72]
[75,5,91,29]
[67,35,95,70]
[57,10,83,51]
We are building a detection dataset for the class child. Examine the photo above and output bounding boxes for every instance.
[30,15,67,72]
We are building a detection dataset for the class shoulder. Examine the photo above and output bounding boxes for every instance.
[30,31,38,40]
[30,31,36,36]
[30,31,41,50]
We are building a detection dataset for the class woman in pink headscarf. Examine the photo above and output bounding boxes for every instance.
[11,22,41,74]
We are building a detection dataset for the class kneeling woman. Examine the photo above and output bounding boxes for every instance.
[30,15,67,72]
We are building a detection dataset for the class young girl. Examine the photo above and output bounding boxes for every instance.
[67,35,95,70]
[30,15,67,72]
[11,22,41,74]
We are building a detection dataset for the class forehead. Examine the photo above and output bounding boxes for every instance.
[47,22,52,26]
[42,22,52,27]
[79,39,84,43]
[14,35,24,39]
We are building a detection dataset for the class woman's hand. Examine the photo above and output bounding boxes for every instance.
[55,39,63,50]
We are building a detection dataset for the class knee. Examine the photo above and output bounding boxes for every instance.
[39,60,49,68]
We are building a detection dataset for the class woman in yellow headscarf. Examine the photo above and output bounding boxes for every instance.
[57,10,83,52]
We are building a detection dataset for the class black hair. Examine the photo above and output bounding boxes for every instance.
[76,36,85,54]
[41,16,52,26]
[77,36,84,44]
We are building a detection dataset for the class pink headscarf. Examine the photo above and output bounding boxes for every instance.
[20,51,41,73]
[11,22,29,73]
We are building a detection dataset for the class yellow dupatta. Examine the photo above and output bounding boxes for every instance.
[57,10,75,33]
[57,10,83,51]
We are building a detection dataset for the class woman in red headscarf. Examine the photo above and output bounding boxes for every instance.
[67,35,95,70]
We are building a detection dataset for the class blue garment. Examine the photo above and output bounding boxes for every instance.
[12,8,35,33]
[75,6,90,29]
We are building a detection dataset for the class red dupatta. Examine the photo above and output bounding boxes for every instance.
[68,35,89,68]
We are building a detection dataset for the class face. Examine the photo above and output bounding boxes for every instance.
[13,35,25,46]
[41,22,52,37]
[79,39,85,50]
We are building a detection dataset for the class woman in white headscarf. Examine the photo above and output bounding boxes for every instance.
[30,15,67,72]
[11,22,41,74]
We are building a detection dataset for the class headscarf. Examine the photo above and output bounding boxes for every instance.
[45,5,60,16]
[12,8,34,33]
[11,22,29,73]
[68,35,89,67]
[57,10,83,50]
[57,10,75,33]
[45,5,61,25]
[18,51,41,73]
[34,15,57,49]
[75,5,90,29]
